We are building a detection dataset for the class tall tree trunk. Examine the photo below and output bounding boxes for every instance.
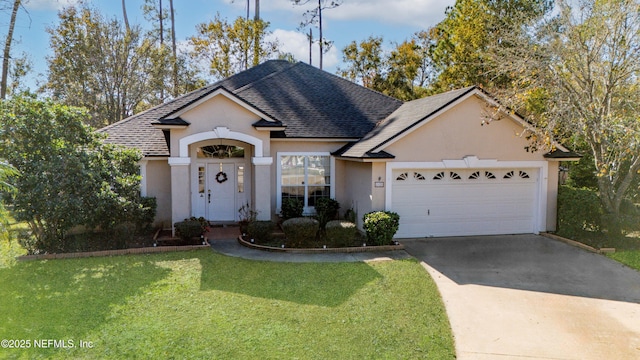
[252,0,260,69]
[159,0,164,99]
[121,0,130,33]
[254,0,260,20]
[169,0,177,97]
[1,0,21,99]
[159,0,164,45]
[309,28,313,65]
[318,0,322,70]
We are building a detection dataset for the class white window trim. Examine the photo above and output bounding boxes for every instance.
[385,157,548,234]
[276,152,335,214]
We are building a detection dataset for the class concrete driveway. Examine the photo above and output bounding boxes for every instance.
[403,234,640,360]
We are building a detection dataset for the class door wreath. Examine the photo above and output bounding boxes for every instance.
[215,171,228,183]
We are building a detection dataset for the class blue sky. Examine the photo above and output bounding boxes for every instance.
[10,0,455,90]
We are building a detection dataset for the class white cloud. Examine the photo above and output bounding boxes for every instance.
[325,0,453,28]
[226,0,453,27]
[232,0,453,28]
[25,0,80,11]
[269,28,339,69]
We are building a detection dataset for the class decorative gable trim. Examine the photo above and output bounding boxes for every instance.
[178,127,264,158]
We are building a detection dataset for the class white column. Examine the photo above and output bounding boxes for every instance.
[139,159,148,197]
[169,157,191,235]
[252,157,272,221]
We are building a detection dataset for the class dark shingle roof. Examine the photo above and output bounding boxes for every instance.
[544,149,582,159]
[99,60,402,156]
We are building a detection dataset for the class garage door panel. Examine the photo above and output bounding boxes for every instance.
[392,168,538,238]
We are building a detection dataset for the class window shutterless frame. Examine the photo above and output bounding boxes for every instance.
[276,152,335,215]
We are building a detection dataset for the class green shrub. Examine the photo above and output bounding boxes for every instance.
[133,197,157,233]
[282,217,319,247]
[314,198,340,229]
[281,198,304,220]
[557,185,603,238]
[363,211,400,246]
[247,221,275,243]
[174,218,208,242]
[325,220,357,247]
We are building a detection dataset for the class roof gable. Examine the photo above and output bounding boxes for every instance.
[336,86,573,159]
[156,87,279,124]
[335,86,476,158]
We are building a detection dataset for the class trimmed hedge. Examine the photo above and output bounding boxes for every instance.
[325,220,357,247]
[282,217,319,247]
[281,198,304,220]
[557,185,603,238]
[314,198,340,229]
[174,220,204,242]
[247,221,275,243]
[363,211,400,246]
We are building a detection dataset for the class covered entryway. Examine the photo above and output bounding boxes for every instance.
[191,143,248,222]
[391,168,539,238]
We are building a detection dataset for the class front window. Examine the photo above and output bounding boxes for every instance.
[279,154,332,212]
[197,145,244,158]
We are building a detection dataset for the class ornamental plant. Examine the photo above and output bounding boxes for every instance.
[174,217,209,242]
[281,198,303,220]
[247,220,275,243]
[314,197,340,230]
[282,217,319,248]
[324,220,357,247]
[363,211,400,246]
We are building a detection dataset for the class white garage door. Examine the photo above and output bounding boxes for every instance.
[392,168,538,238]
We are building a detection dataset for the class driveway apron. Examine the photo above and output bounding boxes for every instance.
[403,234,640,360]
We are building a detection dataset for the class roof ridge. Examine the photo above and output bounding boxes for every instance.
[233,61,299,93]
[287,61,404,106]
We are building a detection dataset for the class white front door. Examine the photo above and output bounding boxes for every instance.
[207,163,236,221]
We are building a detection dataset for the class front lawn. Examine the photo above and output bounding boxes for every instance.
[0,249,455,359]
[608,250,640,272]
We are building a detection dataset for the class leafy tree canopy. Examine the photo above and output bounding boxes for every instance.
[339,33,433,100]
[483,0,640,221]
[189,15,280,80]
[0,95,154,252]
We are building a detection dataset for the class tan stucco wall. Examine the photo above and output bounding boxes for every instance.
[342,161,373,227]
[145,159,172,227]
[546,161,560,231]
[168,95,271,157]
[384,95,545,162]
[163,94,276,225]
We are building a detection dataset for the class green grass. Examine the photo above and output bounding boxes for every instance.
[0,249,455,359]
[608,250,640,272]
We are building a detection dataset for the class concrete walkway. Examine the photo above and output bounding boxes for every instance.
[209,238,411,262]
[403,234,640,360]
[207,232,412,263]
